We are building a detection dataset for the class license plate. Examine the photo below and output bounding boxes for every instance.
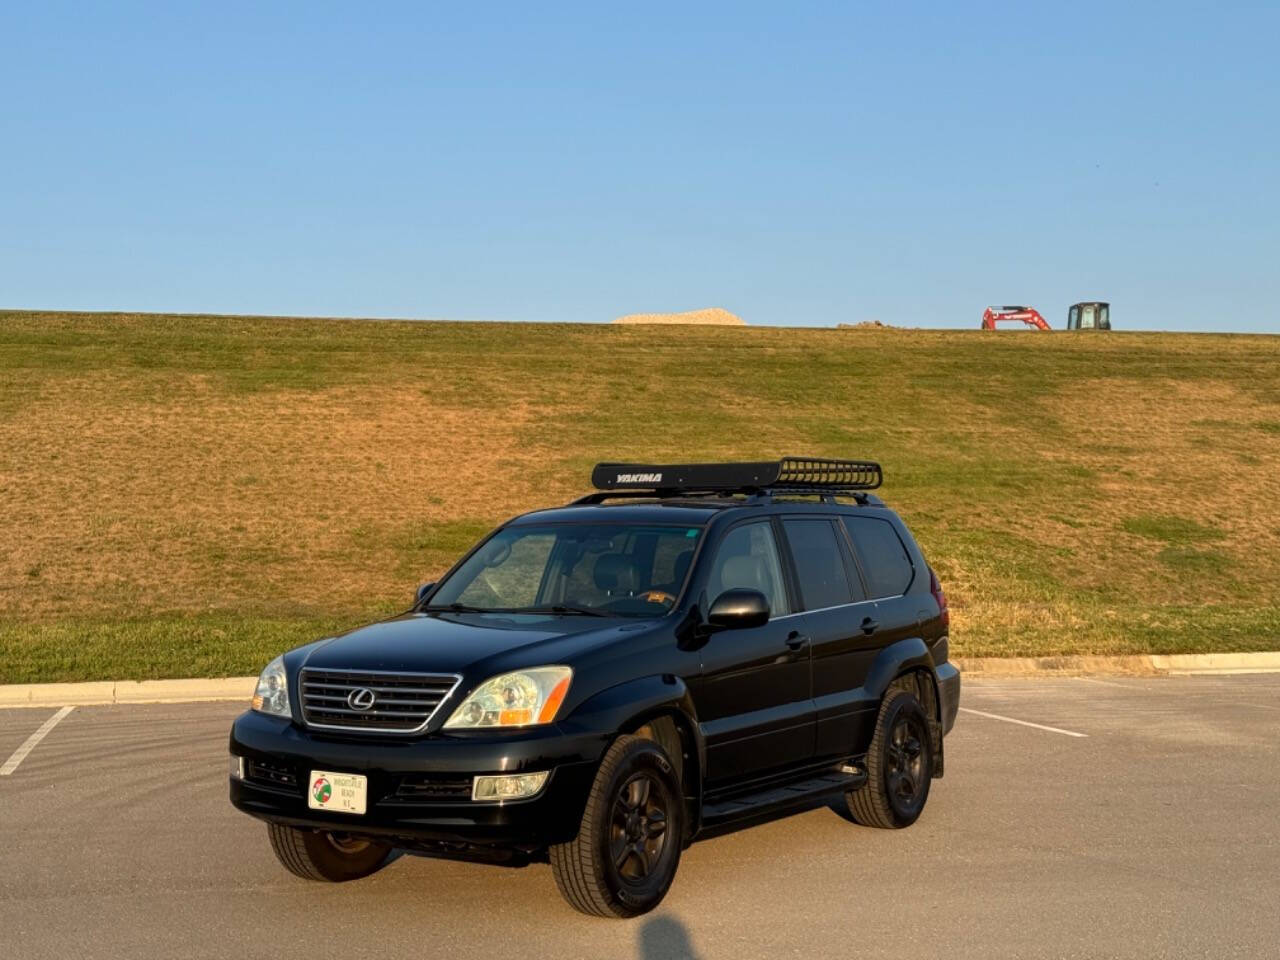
[307,770,367,815]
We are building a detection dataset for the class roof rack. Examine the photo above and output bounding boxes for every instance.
[578,457,882,503]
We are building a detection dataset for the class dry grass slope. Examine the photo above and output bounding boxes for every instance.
[1,311,1277,682]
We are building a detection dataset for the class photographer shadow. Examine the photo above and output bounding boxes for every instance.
[638,915,703,960]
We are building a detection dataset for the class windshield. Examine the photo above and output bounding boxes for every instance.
[428,522,703,617]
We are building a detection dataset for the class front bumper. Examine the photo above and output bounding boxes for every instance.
[228,710,607,852]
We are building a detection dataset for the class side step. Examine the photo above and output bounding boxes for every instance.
[701,766,867,832]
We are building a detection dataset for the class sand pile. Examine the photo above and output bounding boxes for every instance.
[613,307,745,326]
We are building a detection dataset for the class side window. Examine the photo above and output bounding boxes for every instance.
[706,521,790,618]
[782,518,858,610]
[843,517,914,597]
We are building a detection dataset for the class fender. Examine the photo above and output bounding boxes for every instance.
[864,636,946,775]
[864,636,938,704]
[558,674,707,832]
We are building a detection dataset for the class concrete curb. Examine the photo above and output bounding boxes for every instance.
[956,652,1280,677]
[0,677,256,708]
[2,652,1279,707]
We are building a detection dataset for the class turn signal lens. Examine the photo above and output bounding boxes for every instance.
[537,675,572,723]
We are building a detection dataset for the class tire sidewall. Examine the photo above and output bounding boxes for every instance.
[306,830,391,881]
[593,740,684,914]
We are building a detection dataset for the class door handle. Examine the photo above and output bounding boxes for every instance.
[785,631,810,650]
[860,617,880,635]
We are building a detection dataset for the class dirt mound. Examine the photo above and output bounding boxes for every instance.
[613,307,745,326]
[837,321,895,329]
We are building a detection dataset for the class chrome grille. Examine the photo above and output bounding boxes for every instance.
[300,668,461,734]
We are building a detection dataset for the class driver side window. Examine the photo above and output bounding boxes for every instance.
[707,522,790,618]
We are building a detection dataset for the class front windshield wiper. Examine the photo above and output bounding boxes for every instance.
[500,605,611,618]
[419,602,489,614]
[418,602,610,617]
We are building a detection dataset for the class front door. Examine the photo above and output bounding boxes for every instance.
[688,519,814,787]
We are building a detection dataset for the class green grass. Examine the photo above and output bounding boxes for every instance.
[1,310,1278,682]
[1121,514,1225,543]
[0,614,369,685]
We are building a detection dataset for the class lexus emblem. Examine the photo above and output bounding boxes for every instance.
[347,687,376,711]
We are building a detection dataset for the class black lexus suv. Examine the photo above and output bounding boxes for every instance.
[229,458,960,918]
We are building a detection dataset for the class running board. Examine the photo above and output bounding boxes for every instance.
[701,766,867,831]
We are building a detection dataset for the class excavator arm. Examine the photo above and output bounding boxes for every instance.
[981,306,1051,331]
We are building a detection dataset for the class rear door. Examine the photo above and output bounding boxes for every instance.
[842,513,919,659]
[689,518,815,787]
[779,516,880,761]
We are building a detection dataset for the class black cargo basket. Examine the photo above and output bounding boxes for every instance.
[589,457,882,496]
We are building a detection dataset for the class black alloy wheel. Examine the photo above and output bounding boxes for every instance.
[842,687,934,829]
[609,772,670,884]
[550,734,685,917]
[885,710,928,819]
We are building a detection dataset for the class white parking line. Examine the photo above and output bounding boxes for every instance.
[959,706,1088,738]
[0,705,74,775]
[1071,676,1131,689]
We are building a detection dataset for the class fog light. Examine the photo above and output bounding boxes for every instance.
[229,755,245,780]
[472,771,549,802]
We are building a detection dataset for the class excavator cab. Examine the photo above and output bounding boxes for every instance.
[1067,301,1111,330]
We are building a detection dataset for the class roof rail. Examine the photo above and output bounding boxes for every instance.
[584,457,882,499]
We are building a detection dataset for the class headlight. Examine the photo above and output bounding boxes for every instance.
[251,655,291,717]
[443,666,572,729]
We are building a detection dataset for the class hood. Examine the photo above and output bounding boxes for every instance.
[300,611,649,676]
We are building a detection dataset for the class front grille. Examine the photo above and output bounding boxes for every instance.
[245,757,298,792]
[300,668,461,733]
[388,774,474,803]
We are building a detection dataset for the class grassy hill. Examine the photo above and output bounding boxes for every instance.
[2,310,1278,683]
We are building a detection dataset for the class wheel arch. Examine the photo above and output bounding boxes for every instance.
[865,638,946,776]
[623,708,703,838]
[566,674,706,835]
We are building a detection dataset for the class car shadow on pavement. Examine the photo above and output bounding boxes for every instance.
[639,915,702,960]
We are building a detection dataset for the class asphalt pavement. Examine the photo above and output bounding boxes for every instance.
[2,675,1278,959]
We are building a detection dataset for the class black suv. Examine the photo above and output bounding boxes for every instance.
[229,458,959,918]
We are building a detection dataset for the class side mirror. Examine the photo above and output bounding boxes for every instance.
[415,582,436,605]
[706,589,770,631]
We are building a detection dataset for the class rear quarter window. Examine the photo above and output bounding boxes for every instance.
[843,516,914,597]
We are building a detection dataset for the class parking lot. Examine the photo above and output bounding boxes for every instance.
[2,675,1278,959]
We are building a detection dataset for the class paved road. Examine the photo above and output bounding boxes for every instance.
[2,676,1278,959]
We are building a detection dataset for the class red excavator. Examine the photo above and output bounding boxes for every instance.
[980,305,1051,331]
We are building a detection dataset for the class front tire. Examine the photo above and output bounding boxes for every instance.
[843,688,933,829]
[267,823,392,882]
[550,735,684,918]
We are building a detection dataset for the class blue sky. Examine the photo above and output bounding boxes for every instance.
[3,2,1277,331]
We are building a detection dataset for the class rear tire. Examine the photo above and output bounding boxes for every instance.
[550,735,684,918]
[267,823,392,882]
[843,688,933,829]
